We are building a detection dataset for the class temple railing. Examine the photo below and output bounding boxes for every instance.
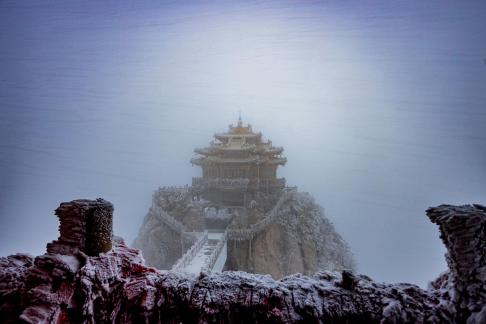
[171,231,208,271]
[227,188,296,241]
[254,178,286,189]
[192,177,286,191]
[194,144,257,154]
[192,178,250,190]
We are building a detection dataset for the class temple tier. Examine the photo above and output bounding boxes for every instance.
[191,117,287,206]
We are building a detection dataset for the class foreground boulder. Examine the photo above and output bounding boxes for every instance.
[0,200,484,323]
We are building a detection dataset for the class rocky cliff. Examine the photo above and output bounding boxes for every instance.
[132,187,206,270]
[0,200,485,323]
[225,191,354,277]
[133,187,354,277]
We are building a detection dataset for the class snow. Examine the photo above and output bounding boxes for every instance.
[55,255,80,273]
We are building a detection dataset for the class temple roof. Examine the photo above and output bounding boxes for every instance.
[213,115,262,141]
[191,155,286,167]
[214,131,262,142]
[192,117,287,166]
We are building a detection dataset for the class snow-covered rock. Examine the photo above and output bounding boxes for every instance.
[1,200,484,323]
[226,191,355,277]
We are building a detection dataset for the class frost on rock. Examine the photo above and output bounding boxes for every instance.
[427,204,486,324]
[0,200,485,323]
[273,191,355,273]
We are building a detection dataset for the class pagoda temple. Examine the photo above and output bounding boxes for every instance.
[191,117,287,206]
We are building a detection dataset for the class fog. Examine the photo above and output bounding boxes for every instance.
[1,0,485,287]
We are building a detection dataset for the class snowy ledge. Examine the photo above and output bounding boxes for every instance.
[0,201,485,323]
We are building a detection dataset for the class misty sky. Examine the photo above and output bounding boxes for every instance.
[1,0,485,287]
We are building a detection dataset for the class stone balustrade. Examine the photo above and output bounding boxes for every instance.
[192,177,286,191]
[171,231,208,271]
[227,188,296,241]
[151,205,187,234]
[192,177,250,190]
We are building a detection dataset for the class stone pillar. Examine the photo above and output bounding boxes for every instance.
[47,198,114,256]
[427,204,486,323]
[85,201,113,255]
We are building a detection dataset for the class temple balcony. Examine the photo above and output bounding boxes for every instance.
[192,177,286,191]
[192,177,250,190]
[243,177,286,191]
